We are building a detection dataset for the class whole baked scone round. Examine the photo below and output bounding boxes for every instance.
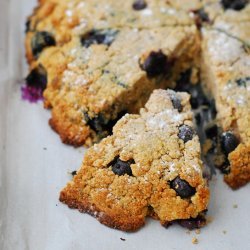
[60,89,209,231]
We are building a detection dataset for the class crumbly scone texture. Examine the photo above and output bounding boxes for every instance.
[26,0,250,188]
[25,0,200,63]
[36,25,200,146]
[201,15,250,188]
[59,89,209,231]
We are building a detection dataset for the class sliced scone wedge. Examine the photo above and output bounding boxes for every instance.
[60,89,209,231]
[201,19,250,189]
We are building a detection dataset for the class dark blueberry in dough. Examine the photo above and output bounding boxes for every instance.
[140,50,169,77]
[132,0,147,10]
[26,65,47,91]
[31,31,56,58]
[71,171,77,176]
[178,125,195,143]
[220,132,239,155]
[170,177,196,198]
[178,215,206,230]
[81,29,118,48]
[84,113,109,133]
[236,77,250,87]
[110,158,134,176]
[84,110,127,134]
[221,0,248,10]
[170,95,182,112]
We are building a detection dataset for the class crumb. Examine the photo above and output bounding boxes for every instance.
[186,230,191,235]
[195,229,200,235]
[223,230,227,234]
[192,237,198,244]
[120,238,126,241]
[233,204,238,208]
[56,204,58,206]
[43,147,47,150]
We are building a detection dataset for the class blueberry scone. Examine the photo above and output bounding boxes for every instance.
[201,16,250,188]
[25,0,200,63]
[29,25,200,146]
[59,89,209,231]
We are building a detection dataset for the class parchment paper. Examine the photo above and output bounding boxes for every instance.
[0,0,250,249]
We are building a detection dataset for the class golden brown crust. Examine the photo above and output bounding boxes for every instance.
[225,144,250,189]
[59,185,145,231]
[59,90,210,231]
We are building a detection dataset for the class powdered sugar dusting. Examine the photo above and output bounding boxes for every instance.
[206,30,243,63]
[146,109,184,130]
[141,9,153,16]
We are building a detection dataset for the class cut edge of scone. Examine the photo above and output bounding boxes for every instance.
[33,25,201,147]
[59,89,210,231]
[201,25,250,189]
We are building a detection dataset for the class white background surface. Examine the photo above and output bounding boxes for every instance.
[0,0,250,249]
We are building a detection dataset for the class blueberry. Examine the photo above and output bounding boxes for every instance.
[178,215,206,230]
[140,50,170,77]
[84,110,127,134]
[220,132,239,155]
[236,77,250,87]
[178,125,195,143]
[221,0,248,10]
[170,95,182,112]
[84,113,106,133]
[31,31,56,58]
[81,29,118,48]
[26,65,47,91]
[132,0,147,10]
[170,177,196,198]
[110,158,134,176]
[71,171,77,176]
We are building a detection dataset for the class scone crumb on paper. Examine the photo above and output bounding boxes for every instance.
[223,230,227,234]
[192,237,198,244]
[233,204,238,208]
[195,229,200,235]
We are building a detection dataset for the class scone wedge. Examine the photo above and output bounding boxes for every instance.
[60,89,209,231]
[201,13,250,189]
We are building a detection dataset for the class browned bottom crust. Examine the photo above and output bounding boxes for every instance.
[49,117,93,147]
[59,191,145,232]
[225,144,250,189]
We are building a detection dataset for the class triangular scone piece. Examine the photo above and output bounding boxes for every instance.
[201,17,250,188]
[60,89,209,231]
